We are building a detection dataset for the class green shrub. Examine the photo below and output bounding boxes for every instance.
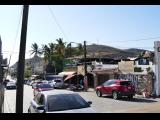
[134,67,143,72]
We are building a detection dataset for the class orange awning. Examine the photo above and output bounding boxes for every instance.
[64,74,76,81]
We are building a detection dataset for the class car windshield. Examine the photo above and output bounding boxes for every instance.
[7,82,15,85]
[120,81,131,86]
[47,94,90,112]
[37,84,52,88]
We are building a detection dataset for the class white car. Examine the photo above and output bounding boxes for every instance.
[6,82,16,89]
[28,90,96,113]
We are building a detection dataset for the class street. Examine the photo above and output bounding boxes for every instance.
[3,85,160,113]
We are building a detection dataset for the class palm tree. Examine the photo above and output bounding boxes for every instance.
[55,38,66,58]
[31,43,42,56]
[42,44,51,62]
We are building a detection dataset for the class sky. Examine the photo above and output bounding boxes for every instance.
[0,5,160,66]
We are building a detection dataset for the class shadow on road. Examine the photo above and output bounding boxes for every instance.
[120,97,158,103]
[102,96,158,103]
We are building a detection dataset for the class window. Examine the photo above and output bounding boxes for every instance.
[103,80,115,86]
[120,81,131,86]
[47,94,89,112]
[38,94,45,105]
[138,59,149,65]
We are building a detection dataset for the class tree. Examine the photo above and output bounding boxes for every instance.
[42,44,51,62]
[55,38,66,58]
[24,67,32,78]
[31,43,42,56]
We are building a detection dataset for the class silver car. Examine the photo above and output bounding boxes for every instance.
[28,90,95,113]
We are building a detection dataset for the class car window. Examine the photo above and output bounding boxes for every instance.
[120,81,131,86]
[34,93,45,105]
[103,81,109,86]
[38,94,45,105]
[109,80,116,85]
[47,94,90,112]
[37,84,52,88]
[103,80,115,86]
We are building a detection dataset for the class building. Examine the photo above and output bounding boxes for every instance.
[77,60,119,89]
[118,57,154,74]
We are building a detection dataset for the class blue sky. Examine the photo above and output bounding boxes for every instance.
[0,5,160,66]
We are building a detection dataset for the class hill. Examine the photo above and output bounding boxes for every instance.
[86,44,147,59]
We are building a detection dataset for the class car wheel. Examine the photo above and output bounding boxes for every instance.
[112,91,119,100]
[96,90,102,97]
[128,95,133,99]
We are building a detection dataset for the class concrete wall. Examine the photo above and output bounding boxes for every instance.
[118,61,134,73]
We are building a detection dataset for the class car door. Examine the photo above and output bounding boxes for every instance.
[103,80,115,95]
[36,94,45,113]
[101,81,110,94]
[30,93,41,113]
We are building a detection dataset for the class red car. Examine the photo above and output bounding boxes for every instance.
[96,79,135,100]
[33,83,53,96]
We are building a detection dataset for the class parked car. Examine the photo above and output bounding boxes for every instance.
[41,80,48,84]
[6,81,16,89]
[28,90,95,113]
[26,80,31,85]
[54,80,64,89]
[29,81,35,86]
[32,82,43,89]
[33,83,53,96]
[96,79,135,100]
[49,79,64,89]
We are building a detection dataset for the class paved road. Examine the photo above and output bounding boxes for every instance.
[4,85,160,113]
[4,85,33,113]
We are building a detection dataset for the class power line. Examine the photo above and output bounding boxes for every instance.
[47,5,69,42]
[109,36,160,43]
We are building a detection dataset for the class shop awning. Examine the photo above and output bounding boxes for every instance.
[64,74,76,81]
[58,71,76,76]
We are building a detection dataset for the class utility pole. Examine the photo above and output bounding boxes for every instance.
[84,41,88,91]
[84,41,87,76]
[16,5,29,113]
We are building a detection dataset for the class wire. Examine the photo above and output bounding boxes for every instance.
[47,5,69,42]
[114,36,160,42]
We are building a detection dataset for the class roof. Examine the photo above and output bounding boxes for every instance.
[40,90,76,96]
[64,74,76,81]
[108,79,130,82]
[58,71,76,76]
